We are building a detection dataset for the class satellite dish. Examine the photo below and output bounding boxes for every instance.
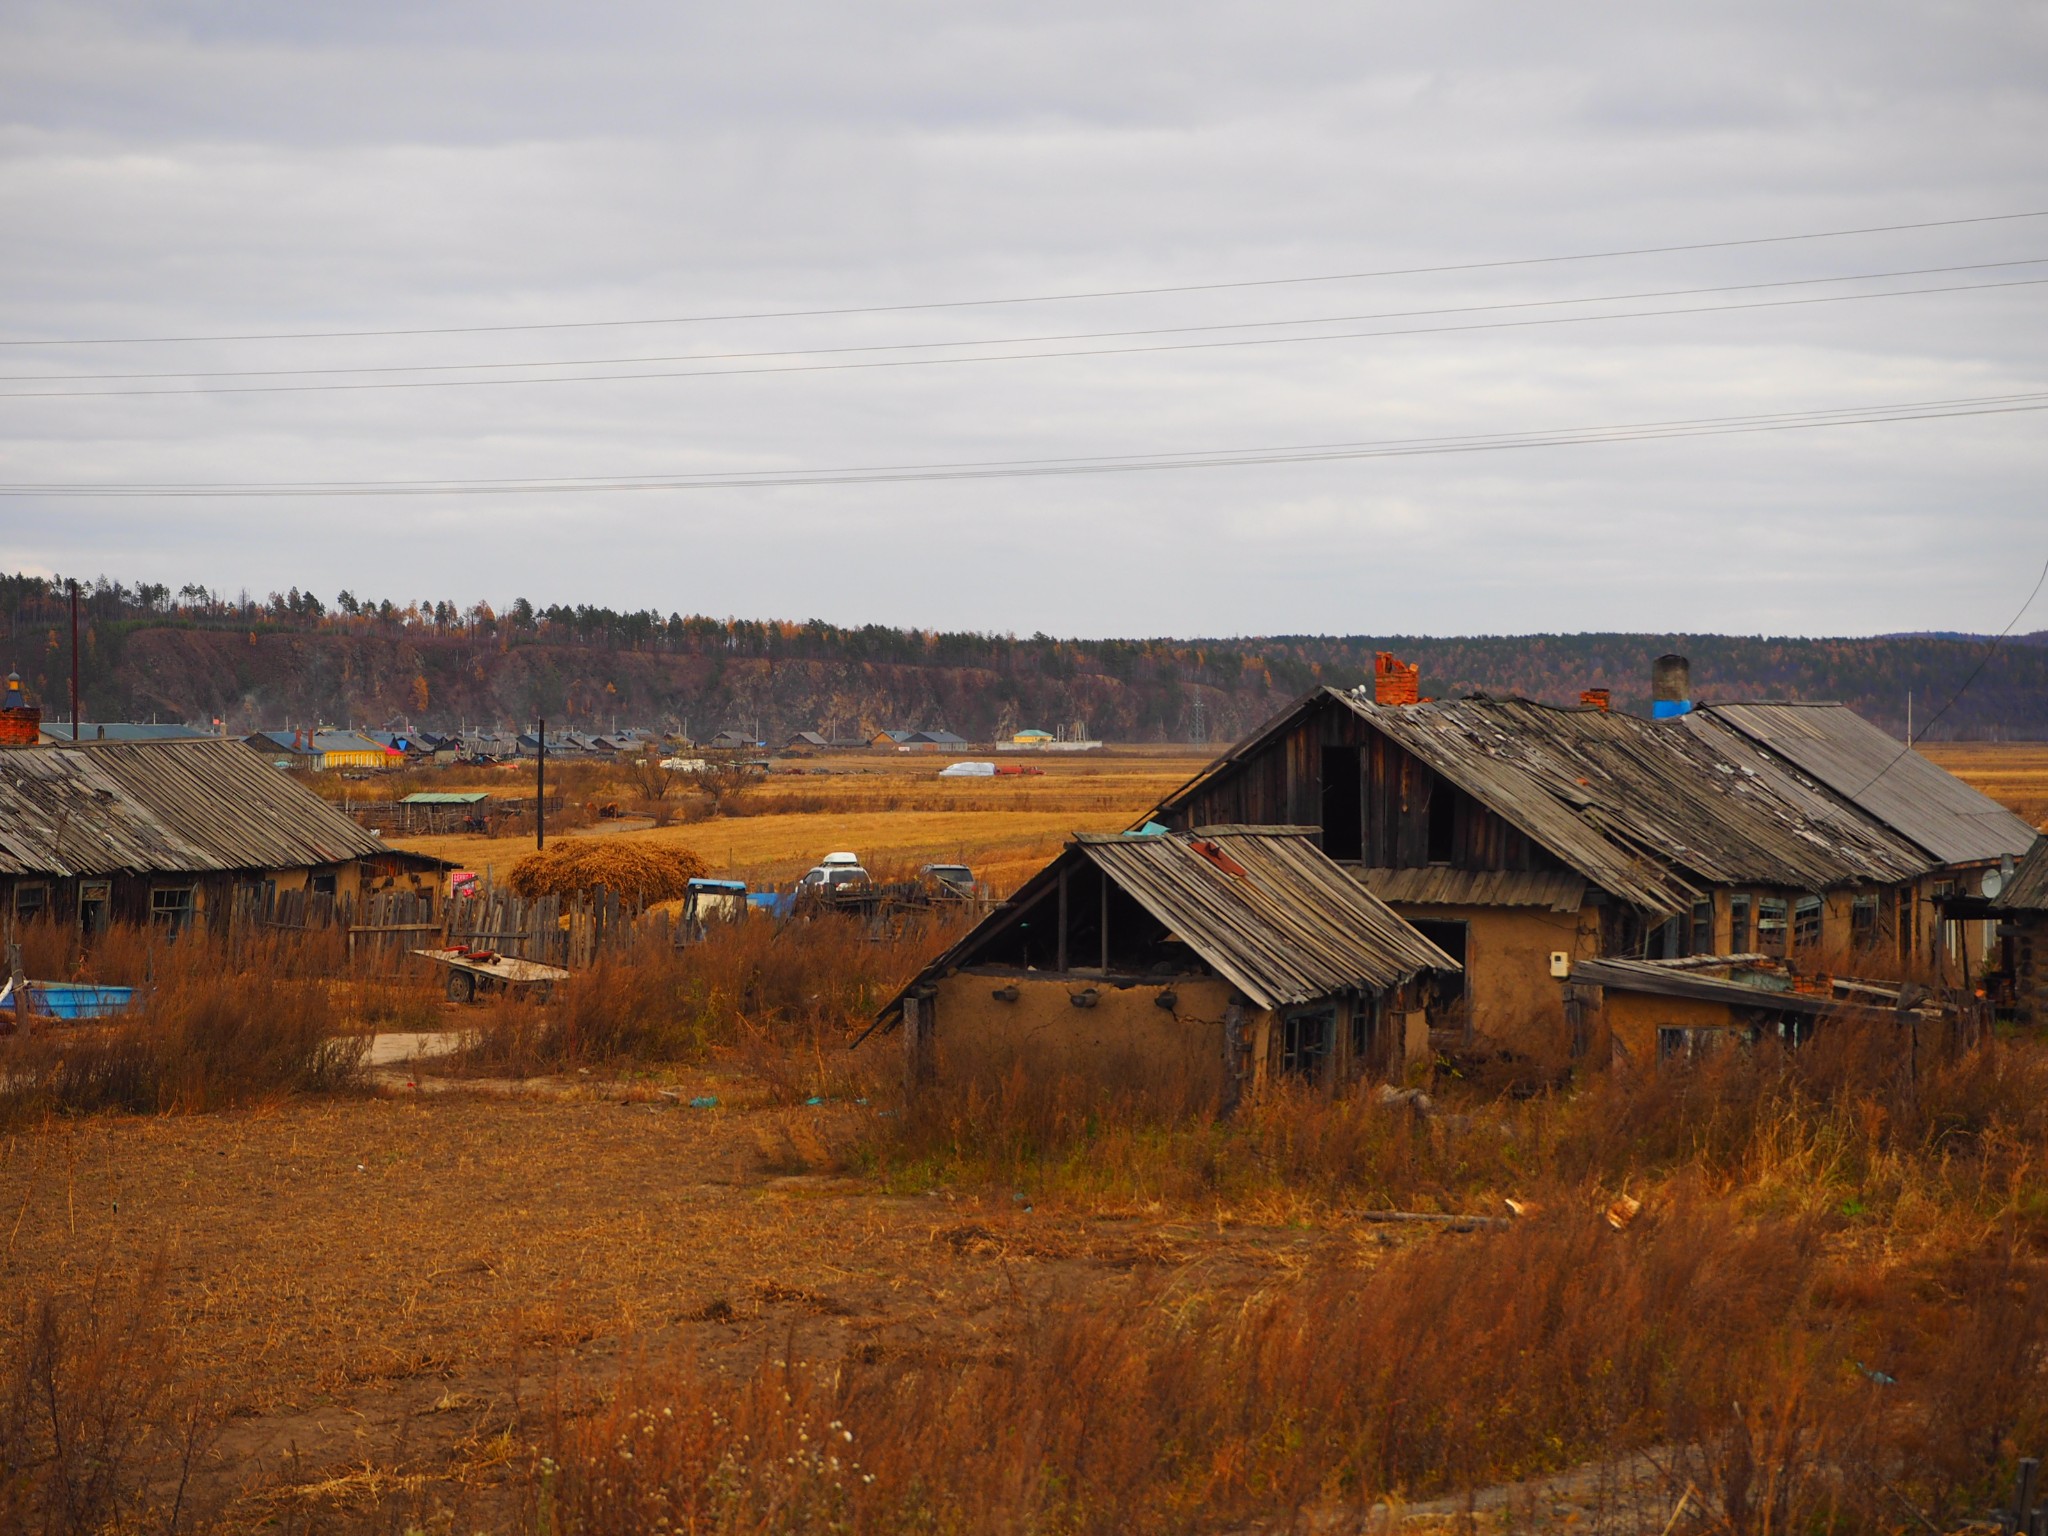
[1980,869,2005,899]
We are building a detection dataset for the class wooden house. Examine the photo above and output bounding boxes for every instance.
[868,826,1458,1107]
[0,738,445,932]
[1145,688,1955,1058]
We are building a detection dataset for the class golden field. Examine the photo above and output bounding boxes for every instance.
[389,748,1216,893]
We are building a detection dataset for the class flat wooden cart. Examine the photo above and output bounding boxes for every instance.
[413,947,571,1003]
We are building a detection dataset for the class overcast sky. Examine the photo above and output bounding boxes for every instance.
[2,2,2045,638]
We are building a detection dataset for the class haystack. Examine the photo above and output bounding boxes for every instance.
[507,839,708,903]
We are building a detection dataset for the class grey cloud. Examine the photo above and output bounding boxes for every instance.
[1,2,2044,639]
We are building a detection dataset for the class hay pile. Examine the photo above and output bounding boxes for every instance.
[507,839,708,903]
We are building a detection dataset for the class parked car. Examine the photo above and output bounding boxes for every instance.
[920,863,977,897]
[798,853,872,895]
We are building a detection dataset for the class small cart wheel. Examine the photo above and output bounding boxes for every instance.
[445,968,476,1003]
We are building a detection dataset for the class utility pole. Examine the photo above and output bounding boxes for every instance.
[536,717,546,850]
[68,579,80,742]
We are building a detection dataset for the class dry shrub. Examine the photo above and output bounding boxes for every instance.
[864,1011,2048,1222]
[0,934,364,1127]
[0,1262,217,1534]
[524,1199,2048,1533]
[457,911,964,1080]
[508,838,707,903]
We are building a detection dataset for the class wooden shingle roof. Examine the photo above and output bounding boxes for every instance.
[869,825,1458,1031]
[0,739,387,877]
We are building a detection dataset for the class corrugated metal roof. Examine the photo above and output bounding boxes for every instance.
[0,739,388,877]
[1992,837,2048,911]
[1689,702,2039,866]
[1355,866,1587,912]
[869,826,1458,1030]
[1350,694,1930,913]
[41,722,212,743]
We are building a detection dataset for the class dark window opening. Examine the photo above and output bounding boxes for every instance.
[1689,900,1714,956]
[1425,780,1456,864]
[1411,919,1468,1018]
[1280,1008,1335,1079]
[310,872,338,898]
[1349,997,1373,1059]
[1411,919,1468,972]
[1851,896,1877,949]
[1728,895,1751,953]
[1647,915,1684,959]
[1320,746,1363,862]
[14,883,49,923]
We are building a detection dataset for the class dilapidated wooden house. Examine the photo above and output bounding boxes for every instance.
[1989,838,2048,1030]
[1144,687,2017,1057]
[869,825,1459,1106]
[0,738,445,932]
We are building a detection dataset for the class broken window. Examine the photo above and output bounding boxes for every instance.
[1647,915,1684,959]
[1689,900,1714,956]
[1793,895,1823,950]
[78,880,109,937]
[150,885,194,935]
[1280,1008,1335,1079]
[1728,894,1751,954]
[1756,897,1788,955]
[1850,895,1877,950]
[310,871,339,898]
[13,883,49,924]
[1657,1025,1737,1062]
[1349,998,1373,1061]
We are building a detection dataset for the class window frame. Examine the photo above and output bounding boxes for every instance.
[1279,1006,1336,1080]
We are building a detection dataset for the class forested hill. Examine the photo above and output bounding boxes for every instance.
[4,575,2045,743]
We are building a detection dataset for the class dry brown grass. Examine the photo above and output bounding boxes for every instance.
[0,930,367,1129]
[453,910,965,1079]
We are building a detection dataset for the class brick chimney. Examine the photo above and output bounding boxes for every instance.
[0,671,42,747]
[1374,651,1420,706]
[1578,688,1611,712]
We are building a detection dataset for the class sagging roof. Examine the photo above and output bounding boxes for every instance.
[870,825,1459,1031]
[0,739,391,877]
[1355,866,1587,912]
[1570,956,1840,1016]
[1152,689,1933,917]
[1991,837,2048,912]
[1686,702,2039,866]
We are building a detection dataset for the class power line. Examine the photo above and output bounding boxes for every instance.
[5,389,2042,497]
[6,208,2046,348]
[5,274,2042,400]
[9,256,2040,385]
[1844,551,2048,795]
